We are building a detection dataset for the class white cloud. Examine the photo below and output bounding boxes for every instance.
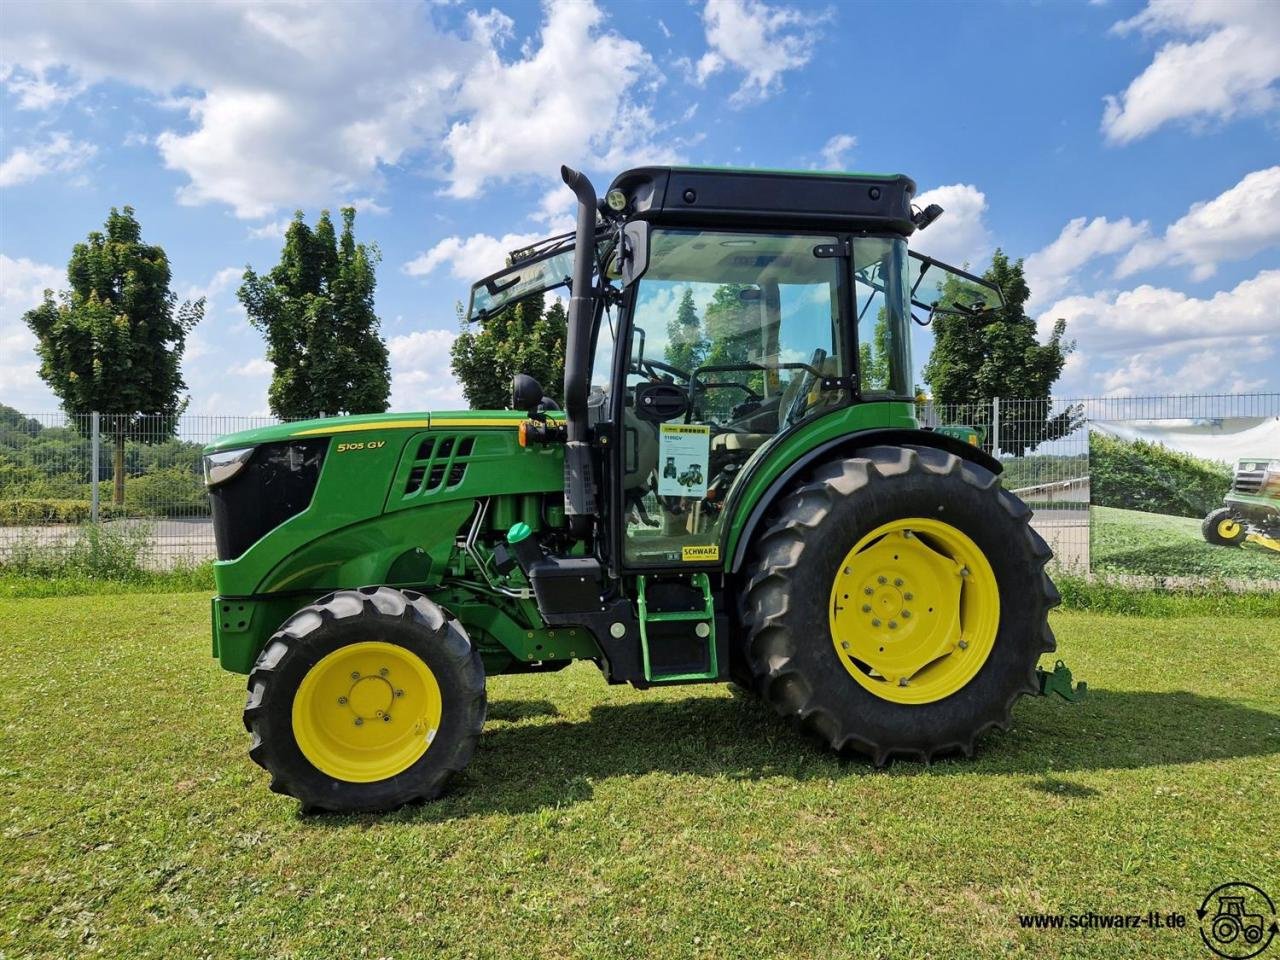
[0,254,64,410]
[0,133,96,187]
[695,0,826,105]
[1024,216,1149,308]
[1039,268,1280,372]
[815,133,856,170]
[388,329,465,411]
[909,184,992,268]
[1102,0,1280,144]
[233,358,273,378]
[404,232,545,282]
[1116,165,1280,280]
[1,1,469,217]
[441,0,673,199]
[247,219,292,242]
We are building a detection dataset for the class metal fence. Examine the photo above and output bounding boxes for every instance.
[2,395,1277,578]
[0,410,279,568]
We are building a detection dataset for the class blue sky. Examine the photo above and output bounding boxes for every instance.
[2,0,1277,416]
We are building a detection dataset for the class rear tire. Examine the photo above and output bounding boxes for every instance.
[244,586,485,812]
[739,445,1058,764]
[1202,507,1247,547]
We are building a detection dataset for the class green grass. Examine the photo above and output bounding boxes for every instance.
[2,594,1278,958]
[1091,505,1280,580]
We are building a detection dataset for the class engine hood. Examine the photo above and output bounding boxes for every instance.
[203,409,562,453]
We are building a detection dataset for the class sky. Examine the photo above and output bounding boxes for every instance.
[1,0,1278,417]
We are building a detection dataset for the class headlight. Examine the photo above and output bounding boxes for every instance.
[203,447,255,487]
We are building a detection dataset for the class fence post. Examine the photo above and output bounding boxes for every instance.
[90,411,101,524]
[991,396,1000,458]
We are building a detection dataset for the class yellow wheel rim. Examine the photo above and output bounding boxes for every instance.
[1217,518,1242,539]
[829,517,1000,705]
[292,641,442,782]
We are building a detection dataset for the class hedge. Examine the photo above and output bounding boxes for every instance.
[0,499,127,525]
[1089,431,1232,519]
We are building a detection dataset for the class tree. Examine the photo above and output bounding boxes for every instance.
[23,206,203,504]
[922,249,1079,456]
[665,287,707,372]
[239,208,390,419]
[450,293,568,410]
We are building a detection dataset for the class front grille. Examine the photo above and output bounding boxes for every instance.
[1232,469,1266,494]
[210,439,327,560]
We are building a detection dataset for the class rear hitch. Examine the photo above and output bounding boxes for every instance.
[1036,659,1088,703]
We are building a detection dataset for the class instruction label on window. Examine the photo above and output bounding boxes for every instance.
[658,423,710,498]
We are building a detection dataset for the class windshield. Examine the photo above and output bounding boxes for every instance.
[907,252,1005,318]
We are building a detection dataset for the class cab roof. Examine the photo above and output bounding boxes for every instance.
[608,165,918,236]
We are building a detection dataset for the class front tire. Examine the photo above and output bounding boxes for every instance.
[740,445,1058,764]
[244,586,485,812]
[1202,507,1247,546]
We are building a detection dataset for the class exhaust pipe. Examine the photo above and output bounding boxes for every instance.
[559,165,599,528]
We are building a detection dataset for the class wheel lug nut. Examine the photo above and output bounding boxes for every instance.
[354,717,364,726]
[903,592,913,601]
[379,667,389,677]
[958,640,969,650]
[864,587,874,596]
[841,641,851,651]
[894,578,904,587]
[877,576,887,585]
[872,618,881,627]
[351,671,360,680]
[337,696,347,705]
[902,611,911,619]
[888,621,897,630]
[861,604,872,613]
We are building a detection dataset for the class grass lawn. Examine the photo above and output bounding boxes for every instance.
[2,593,1278,959]
[1091,505,1280,579]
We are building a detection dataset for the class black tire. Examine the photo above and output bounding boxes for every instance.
[243,586,485,812]
[1202,507,1247,547]
[739,445,1058,764]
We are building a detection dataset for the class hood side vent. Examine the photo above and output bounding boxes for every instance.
[403,434,475,498]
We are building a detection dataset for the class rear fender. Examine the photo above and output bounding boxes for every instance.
[727,428,1001,574]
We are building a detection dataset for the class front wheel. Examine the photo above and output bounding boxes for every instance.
[243,587,486,812]
[740,445,1058,764]
[1202,507,1247,547]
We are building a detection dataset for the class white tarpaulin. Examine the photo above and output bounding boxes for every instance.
[1088,416,1280,464]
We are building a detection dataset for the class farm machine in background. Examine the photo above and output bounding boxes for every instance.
[204,164,1082,812]
[1202,457,1280,553]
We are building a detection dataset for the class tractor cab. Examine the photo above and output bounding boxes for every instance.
[469,165,1008,685]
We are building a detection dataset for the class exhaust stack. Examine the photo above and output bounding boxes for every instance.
[559,165,599,529]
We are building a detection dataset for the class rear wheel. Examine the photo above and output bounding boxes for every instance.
[244,586,485,812]
[1202,507,1247,547]
[740,445,1058,764]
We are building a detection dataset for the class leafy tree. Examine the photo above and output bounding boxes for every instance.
[665,287,707,372]
[922,249,1078,456]
[239,208,390,419]
[23,207,203,503]
[451,293,568,410]
[858,310,891,390]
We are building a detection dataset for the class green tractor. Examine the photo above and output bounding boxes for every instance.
[1202,457,1280,553]
[205,165,1071,812]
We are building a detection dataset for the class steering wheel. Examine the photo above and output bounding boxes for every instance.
[630,357,691,383]
[783,349,828,426]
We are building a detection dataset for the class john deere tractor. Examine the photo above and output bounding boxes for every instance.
[1202,457,1280,553]
[205,165,1070,812]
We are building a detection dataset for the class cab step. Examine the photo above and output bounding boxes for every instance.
[637,573,719,683]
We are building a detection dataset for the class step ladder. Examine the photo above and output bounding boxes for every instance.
[636,573,718,682]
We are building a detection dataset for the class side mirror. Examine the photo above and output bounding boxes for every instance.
[634,382,689,422]
[512,374,545,416]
